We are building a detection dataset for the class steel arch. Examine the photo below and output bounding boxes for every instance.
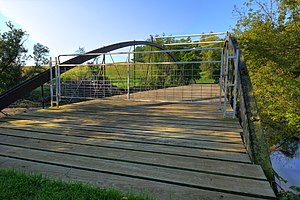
[0,41,176,110]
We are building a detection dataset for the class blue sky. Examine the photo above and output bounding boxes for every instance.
[0,0,246,64]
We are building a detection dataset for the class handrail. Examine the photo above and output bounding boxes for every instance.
[223,35,277,193]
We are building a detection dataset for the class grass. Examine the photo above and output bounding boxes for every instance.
[61,64,150,89]
[0,169,155,200]
[61,64,216,90]
[60,64,149,80]
[17,64,217,104]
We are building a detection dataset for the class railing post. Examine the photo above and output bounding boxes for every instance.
[102,54,106,98]
[133,44,136,92]
[54,57,60,107]
[41,84,45,109]
[57,58,61,100]
[219,50,224,110]
[49,57,54,107]
[223,49,229,117]
[127,52,131,100]
[232,49,239,118]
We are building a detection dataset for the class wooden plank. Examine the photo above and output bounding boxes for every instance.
[0,144,276,198]
[116,91,221,102]
[37,107,235,120]
[56,110,234,119]
[0,122,242,144]
[40,99,226,109]
[2,115,243,133]
[22,111,242,129]
[1,115,243,139]
[63,100,227,110]
[115,95,221,102]
[25,105,241,122]
[0,121,246,152]
[63,102,227,110]
[64,99,224,107]
[59,104,231,113]
[2,118,242,137]
[0,127,251,163]
[0,134,265,180]
[0,156,71,179]
[0,156,268,200]
[0,93,276,198]
[41,108,228,117]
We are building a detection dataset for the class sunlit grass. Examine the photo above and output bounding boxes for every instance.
[60,64,216,89]
[0,169,155,200]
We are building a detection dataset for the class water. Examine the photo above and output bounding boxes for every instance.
[271,142,300,194]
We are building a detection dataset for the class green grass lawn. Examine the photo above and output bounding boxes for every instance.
[18,64,217,104]
[60,64,150,89]
[60,64,216,90]
[0,169,155,200]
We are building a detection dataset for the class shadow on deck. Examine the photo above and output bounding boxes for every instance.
[0,97,275,199]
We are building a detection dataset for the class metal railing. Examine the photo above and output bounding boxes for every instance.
[223,35,277,192]
[47,33,277,192]
[51,40,224,105]
[55,62,222,103]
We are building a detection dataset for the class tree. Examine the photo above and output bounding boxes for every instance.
[133,35,202,87]
[0,21,28,93]
[233,0,300,145]
[199,34,223,82]
[72,46,104,80]
[33,43,49,67]
[75,46,85,54]
[25,43,50,77]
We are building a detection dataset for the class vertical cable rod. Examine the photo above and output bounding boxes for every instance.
[223,49,229,117]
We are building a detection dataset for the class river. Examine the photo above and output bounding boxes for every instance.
[271,142,300,194]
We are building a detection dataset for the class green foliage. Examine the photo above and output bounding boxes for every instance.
[233,0,300,145]
[200,35,223,82]
[22,66,49,78]
[62,35,223,91]
[197,71,215,84]
[134,35,223,87]
[0,21,28,93]
[0,169,155,200]
[278,188,300,200]
[274,165,300,199]
[33,43,49,67]
[0,22,51,94]
[24,43,50,78]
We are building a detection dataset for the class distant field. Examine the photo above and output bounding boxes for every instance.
[17,64,216,104]
[60,63,216,89]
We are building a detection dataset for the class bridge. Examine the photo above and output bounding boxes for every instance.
[0,33,276,199]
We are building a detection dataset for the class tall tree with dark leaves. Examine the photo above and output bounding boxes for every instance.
[33,43,49,67]
[0,21,28,93]
[29,43,50,77]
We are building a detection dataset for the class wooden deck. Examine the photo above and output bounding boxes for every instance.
[0,97,275,199]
